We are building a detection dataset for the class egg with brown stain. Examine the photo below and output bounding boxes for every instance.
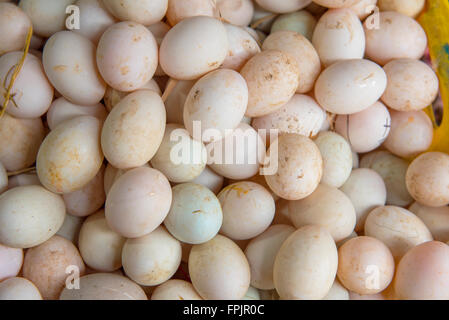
[37,115,104,194]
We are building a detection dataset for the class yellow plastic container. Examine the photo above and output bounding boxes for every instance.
[419,0,449,154]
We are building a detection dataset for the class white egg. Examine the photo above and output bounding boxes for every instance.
[312,8,365,67]
[164,183,223,244]
[314,59,387,114]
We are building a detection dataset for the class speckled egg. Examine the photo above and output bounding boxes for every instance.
[96,22,158,92]
[265,133,323,201]
[23,235,85,300]
[406,152,449,207]
[263,31,321,93]
[240,50,300,117]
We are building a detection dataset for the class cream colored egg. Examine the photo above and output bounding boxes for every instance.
[59,273,147,300]
[409,202,449,243]
[0,244,23,281]
[383,110,433,158]
[0,185,65,248]
[101,90,166,169]
[23,235,85,300]
[255,0,312,13]
[289,184,356,241]
[312,8,365,67]
[102,0,167,26]
[78,210,125,272]
[166,0,218,26]
[0,277,42,300]
[244,224,295,290]
[406,152,449,207]
[74,0,117,43]
[314,59,387,114]
[189,234,250,300]
[0,3,32,55]
[273,225,338,300]
[378,0,425,17]
[183,69,248,143]
[271,10,317,41]
[364,205,433,261]
[338,236,395,295]
[189,166,224,194]
[217,0,254,26]
[222,24,261,71]
[252,94,325,141]
[164,80,195,125]
[395,241,449,300]
[122,226,181,286]
[105,167,172,238]
[218,181,275,240]
[0,52,53,118]
[312,0,359,8]
[314,131,353,188]
[340,168,386,232]
[160,16,228,80]
[164,183,222,244]
[0,113,45,172]
[103,79,161,112]
[207,123,265,180]
[263,31,321,93]
[0,162,7,194]
[240,50,300,117]
[265,133,323,201]
[97,22,158,92]
[364,11,427,65]
[43,31,106,105]
[322,279,350,300]
[62,164,105,217]
[46,97,107,130]
[55,213,84,245]
[348,0,378,19]
[37,116,104,194]
[382,59,439,112]
[151,280,202,300]
[151,124,207,183]
[20,0,75,37]
[335,101,391,153]
[360,151,413,207]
